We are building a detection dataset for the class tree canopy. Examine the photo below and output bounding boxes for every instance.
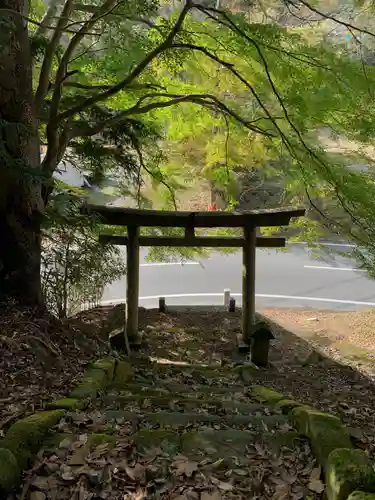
[2,0,375,305]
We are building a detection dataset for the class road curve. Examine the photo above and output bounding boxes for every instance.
[101,243,375,311]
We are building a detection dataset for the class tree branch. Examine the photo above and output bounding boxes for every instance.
[49,0,121,123]
[34,0,65,37]
[296,0,375,39]
[62,81,165,91]
[54,0,194,123]
[70,92,275,138]
[34,0,75,112]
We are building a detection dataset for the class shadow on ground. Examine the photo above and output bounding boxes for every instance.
[79,304,375,458]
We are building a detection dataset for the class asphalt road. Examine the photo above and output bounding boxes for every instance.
[101,243,375,310]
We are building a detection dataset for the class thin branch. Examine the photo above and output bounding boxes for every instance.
[62,81,165,91]
[35,0,75,112]
[132,141,178,210]
[70,92,275,138]
[35,0,64,37]
[54,0,194,123]
[297,0,375,38]
[50,0,121,122]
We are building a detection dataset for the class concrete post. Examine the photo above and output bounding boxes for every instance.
[224,289,230,308]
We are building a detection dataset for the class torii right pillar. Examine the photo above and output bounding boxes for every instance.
[242,224,257,344]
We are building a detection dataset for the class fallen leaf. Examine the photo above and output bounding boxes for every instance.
[124,488,145,500]
[172,456,198,477]
[274,483,289,500]
[58,437,72,449]
[126,463,146,482]
[201,490,222,500]
[68,452,86,466]
[60,466,75,481]
[308,478,325,494]
[30,492,46,500]
[211,478,233,491]
[31,477,50,491]
[309,466,321,481]
[233,468,247,476]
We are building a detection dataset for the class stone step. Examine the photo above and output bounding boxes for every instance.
[132,427,301,464]
[133,361,245,381]
[109,382,249,398]
[100,394,268,415]
[93,410,288,430]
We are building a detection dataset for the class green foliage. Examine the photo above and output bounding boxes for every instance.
[23,0,375,271]
[41,190,126,317]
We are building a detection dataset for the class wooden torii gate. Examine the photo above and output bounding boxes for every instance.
[85,205,305,345]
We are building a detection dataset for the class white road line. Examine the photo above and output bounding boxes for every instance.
[140,262,199,267]
[100,293,375,307]
[299,242,355,248]
[304,265,366,272]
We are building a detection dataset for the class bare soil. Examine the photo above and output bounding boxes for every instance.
[262,307,375,377]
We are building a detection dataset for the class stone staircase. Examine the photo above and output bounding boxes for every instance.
[53,361,305,478]
[3,358,375,499]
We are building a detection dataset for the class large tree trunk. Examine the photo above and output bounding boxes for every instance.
[0,0,44,306]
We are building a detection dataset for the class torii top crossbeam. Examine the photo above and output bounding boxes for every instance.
[84,205,305,228]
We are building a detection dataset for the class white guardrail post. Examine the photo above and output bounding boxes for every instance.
[224,289,230,308]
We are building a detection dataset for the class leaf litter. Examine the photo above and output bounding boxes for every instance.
[10,305,375,499]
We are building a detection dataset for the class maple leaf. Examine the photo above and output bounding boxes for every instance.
[172,456,199,477]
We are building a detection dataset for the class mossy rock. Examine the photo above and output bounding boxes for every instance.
[348,492,375,500]
[0,448,20,493]
[262,430,302,454]
[112,360,133,387]
[133,429,180,454]
[91,358,116,381]
[46,398,86,411]
[70,368,108,400]
[233,363,259,382]
[326,448,375,500]
[289,407,352,466]
[248,385,284,404]
[1,410,65,469]
[275,399,303,414]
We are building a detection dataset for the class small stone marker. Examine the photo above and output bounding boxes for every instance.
[229,297,236,312]
[159,297,166,313]
[250,321,275,367]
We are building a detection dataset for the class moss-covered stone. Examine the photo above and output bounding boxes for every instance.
[348,492,375,500]
[133,429,180,454]
[248,385,284,404]
[275,399,303,414]
[0,448,20,493]
[289,407,352,466]
[91,358,116,381]
[112,360,133,387]
[1,410,65,469]
[233,363,259,382]
[70,368,108,399]
[46,398,86,411]
[326,448,375,500]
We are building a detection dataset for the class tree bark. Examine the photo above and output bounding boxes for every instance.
[0,0,44,306]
